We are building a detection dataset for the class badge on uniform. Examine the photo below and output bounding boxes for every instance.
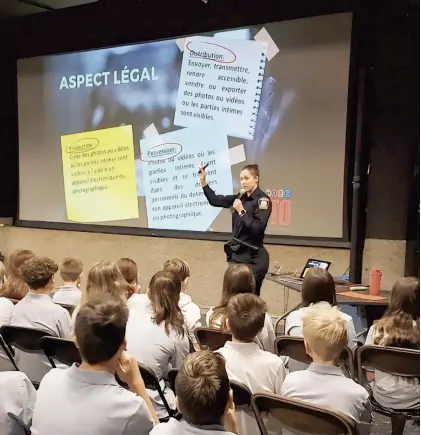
[258,197,269,210]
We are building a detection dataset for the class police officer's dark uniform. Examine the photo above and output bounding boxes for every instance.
[203,184,272,296]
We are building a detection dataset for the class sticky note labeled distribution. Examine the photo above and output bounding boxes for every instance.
[61,125,139,223]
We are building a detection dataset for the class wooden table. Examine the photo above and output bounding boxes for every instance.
[265,274,390,331]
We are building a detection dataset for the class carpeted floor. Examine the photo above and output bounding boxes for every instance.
[373,413,419,435]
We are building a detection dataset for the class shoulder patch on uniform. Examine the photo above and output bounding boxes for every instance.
[258,197,269,210]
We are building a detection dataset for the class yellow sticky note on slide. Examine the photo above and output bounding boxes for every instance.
[61,125,139,223]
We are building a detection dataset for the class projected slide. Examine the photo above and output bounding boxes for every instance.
[18,13,352,238]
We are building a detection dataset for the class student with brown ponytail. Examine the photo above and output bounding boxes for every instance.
[199,163,272,296]
[126,270,190,418]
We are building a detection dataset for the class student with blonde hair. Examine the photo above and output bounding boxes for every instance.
[281,305,372,433]
[117,258,141,299]
[53,257,83,306]
[206,264,275,352]
[365,277,419,423]
[126,270,190,418]
[151,350,238,434]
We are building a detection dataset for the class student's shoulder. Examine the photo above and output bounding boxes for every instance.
[340,376,370,400]
[127,293,149,310]
[339,309,354,324]
[0,297,14,308]
[39,367,68,388]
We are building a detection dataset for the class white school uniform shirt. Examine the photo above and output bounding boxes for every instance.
[52,285,82,307]
[151,418,236,435]
[128,293,201,345]
[285,301,358,350]
[0,297,16,371]
[206,307,276,353]
[126,298,190,418]
[217,341,286,435]
[281,364,372,435]
[30,364,154,435]
[365,324,420,409]
[0,371,36,435]
[10,292,72,383]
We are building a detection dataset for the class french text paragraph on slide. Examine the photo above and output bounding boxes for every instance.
[139,126,232,231]
[61,125,139,222]
[174,36,267,140]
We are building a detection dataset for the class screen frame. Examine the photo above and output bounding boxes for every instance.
[14,13,357,248]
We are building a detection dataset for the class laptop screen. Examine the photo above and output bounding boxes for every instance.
[300,259,332,279]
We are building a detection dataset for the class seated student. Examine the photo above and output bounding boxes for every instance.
[72,260,129,326]
[206,264,275,353]
[0,250,35,371]
[151,350,238,435]
[117,257,141,300]
[218,293,286,435]
[285,268,357,350]
[53,257,83,306]
[10,256,72,383]
[126,270,190,418]
[281,305,372,434]
[163,258,201,349]
[30,297,158,435]
[0,371,36,435]
[365,277,420,414]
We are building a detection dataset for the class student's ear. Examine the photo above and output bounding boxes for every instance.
[147,288,151,298]
[225,317,231,332]
[226,388,235,411]
[304,338,312,357]
[175,396,180,412]
[183,277,189,290]
[122,338,127,351]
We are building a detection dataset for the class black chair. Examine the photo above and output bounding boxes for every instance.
[252,392,357,435]
[230,379,252,409]
[194,327,232,351]
[138,363,181,422]
[41,336,81,367]
[0,325,53,388]
[356,345,420,435]
[274,303,302,336]
[275,335,355,379]
[167,368,178,395]
[57,303,76,316]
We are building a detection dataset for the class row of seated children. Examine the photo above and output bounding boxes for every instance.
[0,291,372,435]
[0,249,419,432]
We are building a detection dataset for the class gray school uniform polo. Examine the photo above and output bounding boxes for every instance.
[30,364,154,435]
[52,285,82,306]
[0,371,36,435]
[0,297,15,371]
[151,418,236,435]
[365,325,420,409]
[10,292,72,382]
[126,301,190,418]
[281,363,372,434]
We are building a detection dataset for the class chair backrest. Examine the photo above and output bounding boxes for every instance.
[357,345,420,382]
[274,303,303,336]
[0,325,53,354]
[138,362,175,418]
[41,336,81,367]
[230,380,252,408]
[252,393,356,435]
[167,368,178,395]
[275,336,355,378]
[195,327,232,351]
[57,303,76,316]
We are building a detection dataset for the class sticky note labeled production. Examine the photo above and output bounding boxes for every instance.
[61,125,139,223]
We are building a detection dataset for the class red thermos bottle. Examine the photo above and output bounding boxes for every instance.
[370,269,382,296]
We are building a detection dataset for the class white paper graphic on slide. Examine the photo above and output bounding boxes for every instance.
[140,127,233,231]
[174,36,268,140]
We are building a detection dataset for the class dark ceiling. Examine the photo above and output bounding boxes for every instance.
[0,0,97,18]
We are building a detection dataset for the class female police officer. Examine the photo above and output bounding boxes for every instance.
[199,163,272,296]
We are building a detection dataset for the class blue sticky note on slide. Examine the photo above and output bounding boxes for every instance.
[139,127,233,231]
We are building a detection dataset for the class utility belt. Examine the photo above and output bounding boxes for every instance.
[224,237,259,262]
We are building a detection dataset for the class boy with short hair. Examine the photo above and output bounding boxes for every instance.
[151,350,238,435]
[53,257,83,306]
[281,305,372,432]
[31,297,158,435]
[10,256,72,382]
[217,293,286,435]
[163,258,201,348]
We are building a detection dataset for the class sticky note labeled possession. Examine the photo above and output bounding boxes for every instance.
[61,125,139,223]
